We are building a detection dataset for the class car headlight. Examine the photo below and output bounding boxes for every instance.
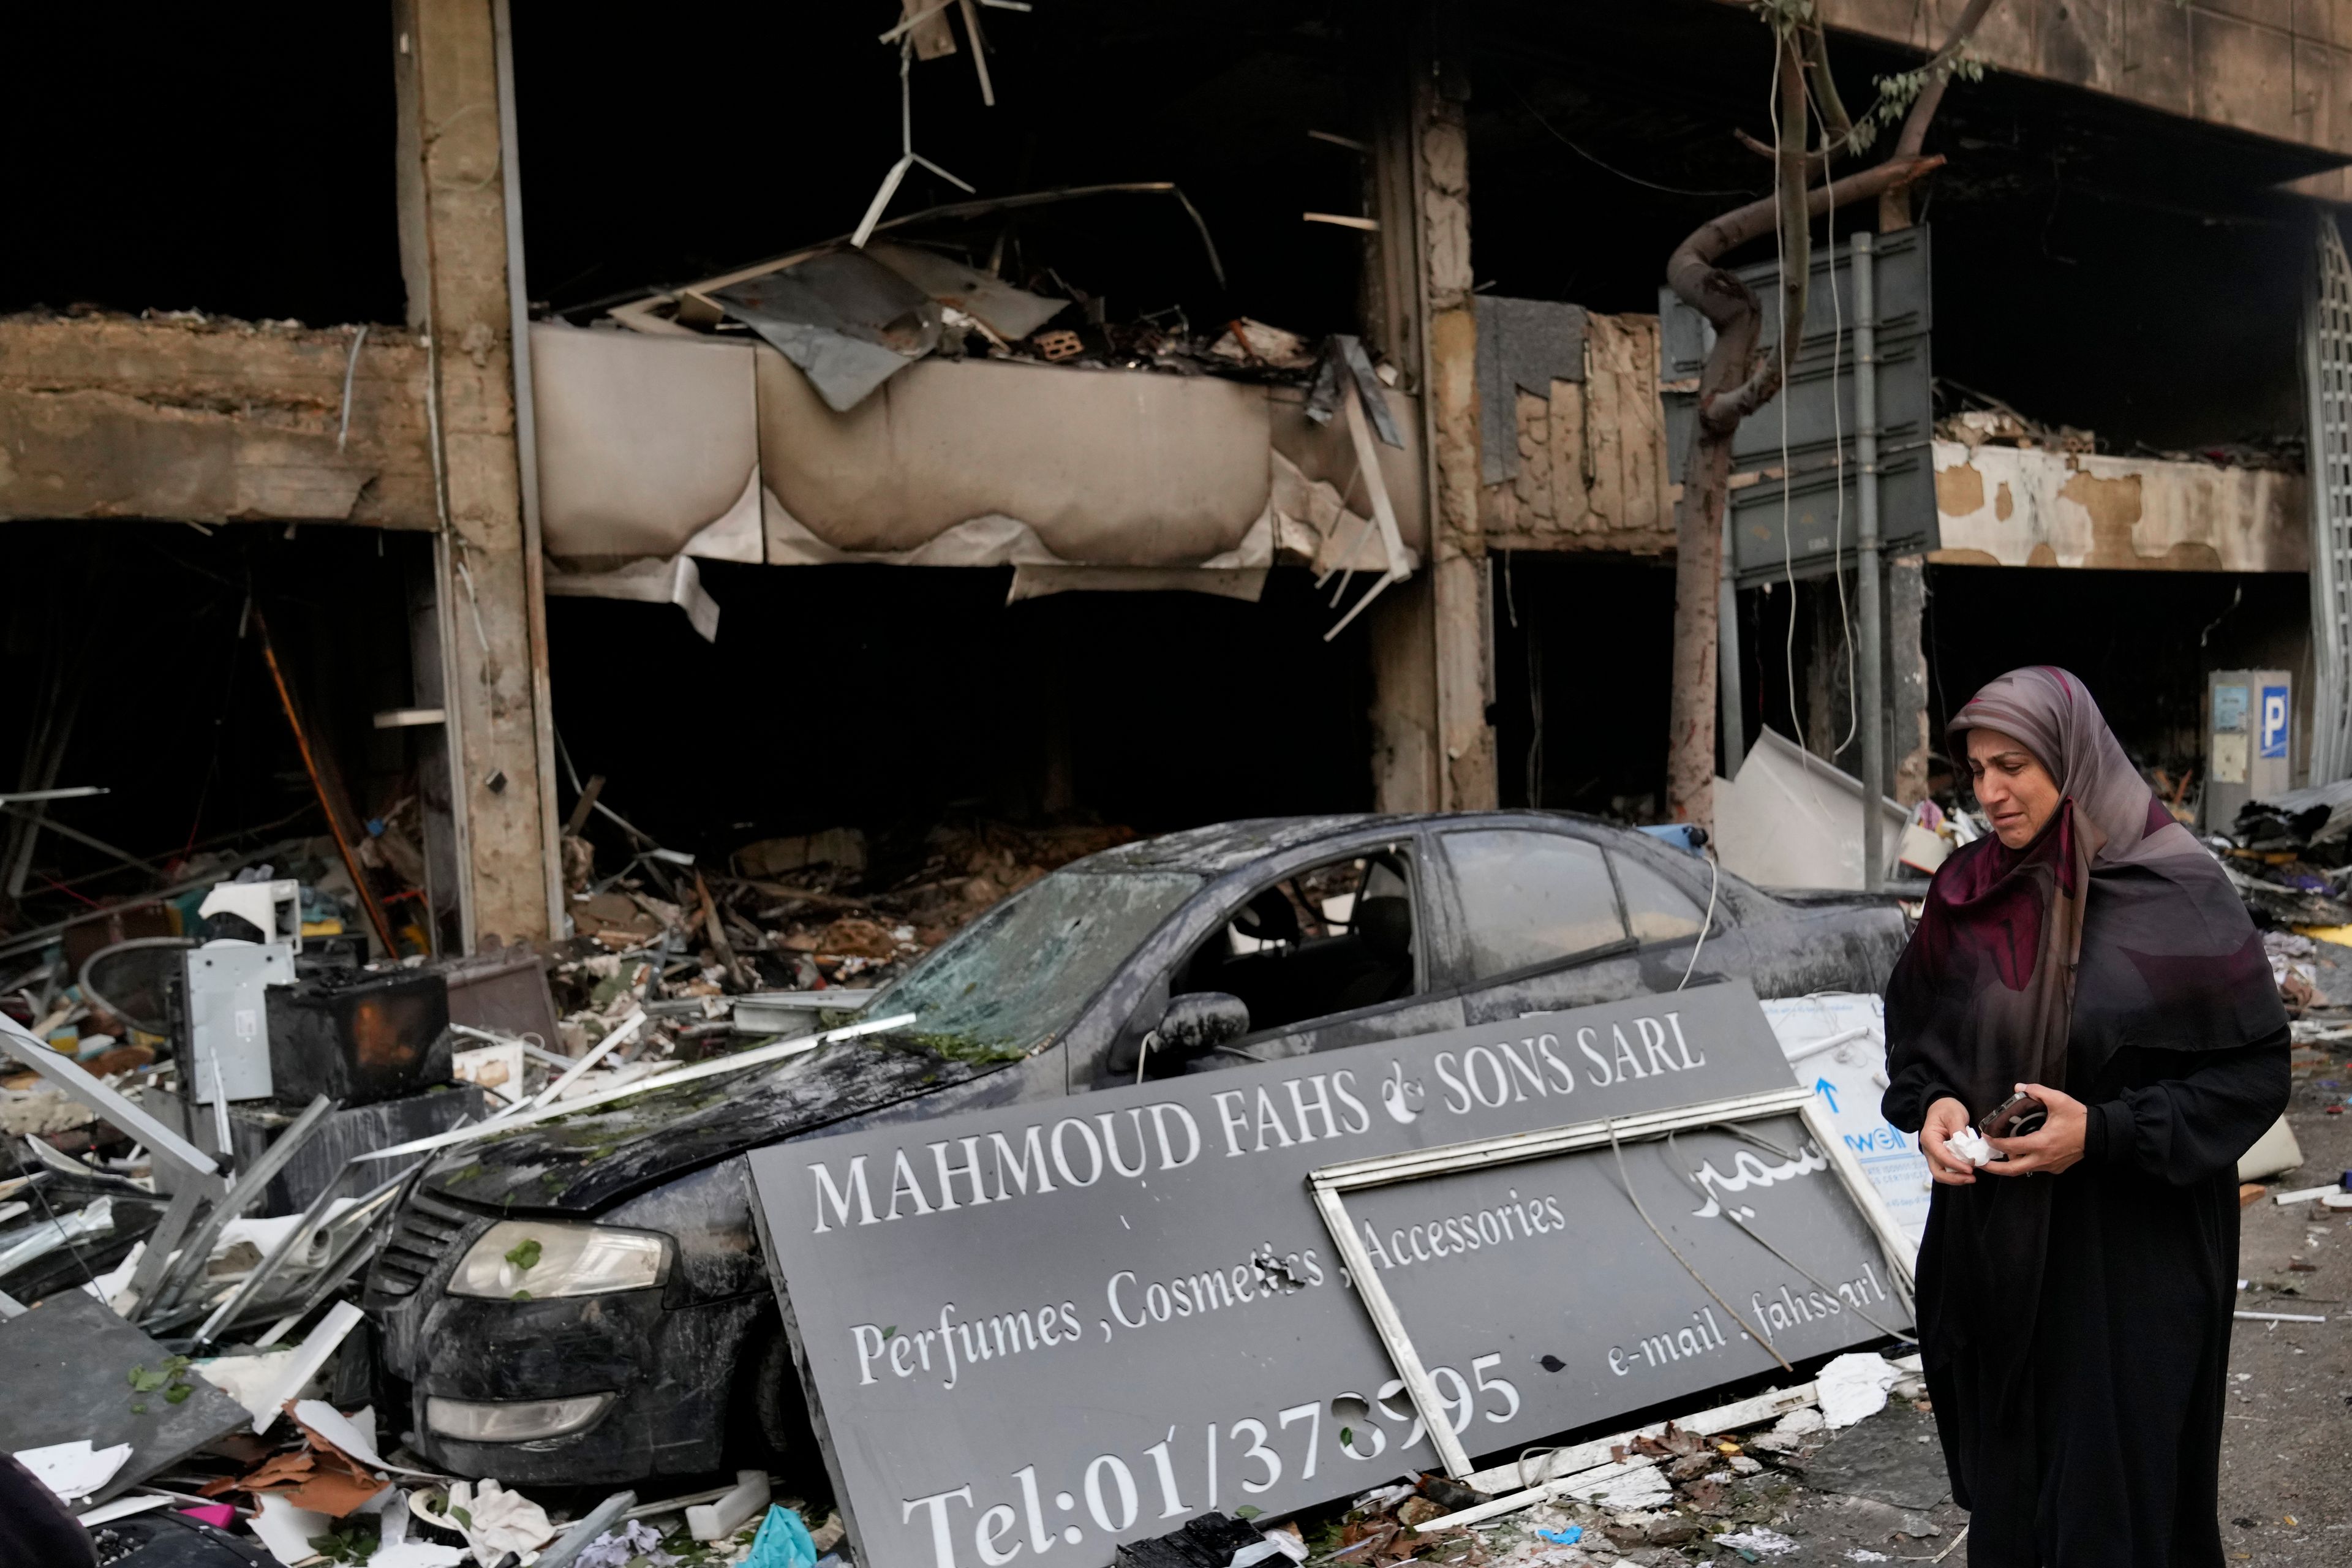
[427,1393,612,1442]
[448,1219,671,1299]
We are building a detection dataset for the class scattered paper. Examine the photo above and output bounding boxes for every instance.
[292,1400,439,1478]
[1714,1527,1800,1556]
[194,1346,305,1427]
[12,1438,134,1502]
[247,1491,333,1567]
[1815,1352,1902,1428]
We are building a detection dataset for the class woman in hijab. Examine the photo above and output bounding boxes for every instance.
[1883,666,2288,1567]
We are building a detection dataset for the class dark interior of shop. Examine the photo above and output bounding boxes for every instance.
[546,565,1376,870]
[0,524,426,930]
[0,0,2337,917]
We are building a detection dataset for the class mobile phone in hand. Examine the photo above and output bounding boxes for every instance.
[1980,1090,2049,1139]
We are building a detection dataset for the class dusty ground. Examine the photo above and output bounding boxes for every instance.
[1757,970,2352,1567]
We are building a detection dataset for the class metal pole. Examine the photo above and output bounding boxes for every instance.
[1718,505,1745,778]
[1855,233,1885,891]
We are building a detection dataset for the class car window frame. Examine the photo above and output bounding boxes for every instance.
[1430,823,1640,992]
[1121,833,1439,1063]
[1604,841,1733,950]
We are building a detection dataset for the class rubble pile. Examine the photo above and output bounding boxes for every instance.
[1264,1357,1936,1568]
[547,817,1135,1059]
[2198,780,2352,933]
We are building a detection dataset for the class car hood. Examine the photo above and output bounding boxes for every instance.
[417,1035,995,1213]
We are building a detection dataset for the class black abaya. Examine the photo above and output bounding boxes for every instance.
[1887,938,2289,1568]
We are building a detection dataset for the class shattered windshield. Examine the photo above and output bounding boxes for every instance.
[867,869,1202,1061]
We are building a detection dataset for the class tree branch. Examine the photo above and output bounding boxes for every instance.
[1666,153,1943,327]
[1734,127,1829,181]
[1801,23,1854,145]
[1894,0,1999,160]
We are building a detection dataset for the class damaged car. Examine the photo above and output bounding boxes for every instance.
[367,812,1905,1485]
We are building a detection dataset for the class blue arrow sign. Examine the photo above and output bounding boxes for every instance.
[1814,1077,1840,1114]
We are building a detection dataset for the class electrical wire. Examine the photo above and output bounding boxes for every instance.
[1507,80,1766,200]
[1604,1118,1792,1372]
[8,1139,106,1299]
[1675,846,1722,991]
[1771,48,1808,761]
[78,937,195,1037]
[1812,78,1862,759]
[1665,1126,1912,1341]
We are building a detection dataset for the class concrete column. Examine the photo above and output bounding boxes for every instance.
[1416,42,1494,812]
[392,0,556,948]
[1362,4,1492,813]
[1888,554,1930,806]
[1366,576,1439,811]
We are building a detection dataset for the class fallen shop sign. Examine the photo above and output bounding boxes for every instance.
[748,982,1912,1568]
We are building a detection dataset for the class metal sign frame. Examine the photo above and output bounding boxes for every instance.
[1307,1084,1913,1477]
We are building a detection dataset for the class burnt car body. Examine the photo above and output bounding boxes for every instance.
[368,812,1905,1483]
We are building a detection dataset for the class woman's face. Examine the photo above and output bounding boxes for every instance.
[1967,726,2062,850]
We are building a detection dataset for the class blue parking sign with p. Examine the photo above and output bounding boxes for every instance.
[2260,685,2290,760]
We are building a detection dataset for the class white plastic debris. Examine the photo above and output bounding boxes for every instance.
[1816,1352,1904,1428]
[687,1469,771,1541]
[193,1346,304,1426]
[1232,1525,1308,1567]
[1714,1528,1800,1556]
[290,1399,439,1477]
[249,1492,334,1567]
[246,1300,366,1434]
[11,1438,133,1503]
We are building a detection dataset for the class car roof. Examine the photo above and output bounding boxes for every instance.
[1072,810,1638,877]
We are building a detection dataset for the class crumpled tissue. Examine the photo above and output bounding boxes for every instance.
[411,1478,555,1566]
[1815,1351,1903,1428]
[1947,1126,1997,1166]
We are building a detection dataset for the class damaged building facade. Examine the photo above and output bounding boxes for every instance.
[5,1,2352,948]
[6,0,2352,1554]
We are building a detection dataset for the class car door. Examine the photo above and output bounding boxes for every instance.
[1120,835,1466,1079]
[1433,824,1653,1023]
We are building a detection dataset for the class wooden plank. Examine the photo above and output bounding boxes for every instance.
[1549,377,1591,533]
[1585,317,1628,530]
[1514,388,1553,527]
[1618,315,1662,532]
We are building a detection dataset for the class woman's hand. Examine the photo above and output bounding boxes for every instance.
[1983,1082,2089,1177]
[1921,1097,1978,1185]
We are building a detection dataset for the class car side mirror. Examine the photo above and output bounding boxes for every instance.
[1151,992,1251,1059]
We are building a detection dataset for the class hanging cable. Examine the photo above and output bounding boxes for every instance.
[1605,1119,1792,1371]
[1675,845,1722,991]
[1665,1126,1912,1341]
